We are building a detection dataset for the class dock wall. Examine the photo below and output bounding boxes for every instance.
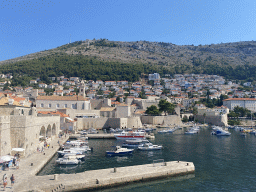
[33,161,195,192]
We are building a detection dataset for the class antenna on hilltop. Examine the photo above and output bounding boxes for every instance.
[69,34,71,44]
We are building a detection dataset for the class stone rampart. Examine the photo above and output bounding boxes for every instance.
[195,114,228,126]
[0,116,11,156]
[141,115,182,126]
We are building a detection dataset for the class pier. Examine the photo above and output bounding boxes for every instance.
[2,134,194,192]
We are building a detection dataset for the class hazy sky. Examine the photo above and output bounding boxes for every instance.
[1,0,256,61]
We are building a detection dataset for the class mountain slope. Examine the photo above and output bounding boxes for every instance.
[1,39,256,84]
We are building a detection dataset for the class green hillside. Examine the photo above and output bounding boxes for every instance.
[1,39,256,86]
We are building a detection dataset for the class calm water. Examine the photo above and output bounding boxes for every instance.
[39,128,256,191]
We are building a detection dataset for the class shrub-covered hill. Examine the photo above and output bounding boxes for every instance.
[1,39,256,85]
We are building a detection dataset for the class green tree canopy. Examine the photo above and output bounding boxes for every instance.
[158,99,175,115]
[145,105,160,116]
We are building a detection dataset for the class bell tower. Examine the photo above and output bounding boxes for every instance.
[78,81,86,97]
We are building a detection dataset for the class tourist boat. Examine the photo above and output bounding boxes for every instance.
[56,157,80,165]
[106,146,134,156]
[114,131,145,140]
[138,143,162,150]
[122,139,150,148]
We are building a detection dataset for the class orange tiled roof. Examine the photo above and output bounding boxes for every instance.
[224,98,256,101]
[37,111,69,117]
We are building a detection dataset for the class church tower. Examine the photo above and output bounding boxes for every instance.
[78,81,86,97]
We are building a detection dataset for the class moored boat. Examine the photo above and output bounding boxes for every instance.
[138,143,162,150]
[56,157,81,165]
[114,131,145,140]
[122,139,150,148]
[106,146,134,156]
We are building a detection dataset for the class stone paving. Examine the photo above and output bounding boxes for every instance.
[0,135,69,192]
[0,133,195,192]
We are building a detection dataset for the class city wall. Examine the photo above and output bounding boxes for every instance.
[0,116,11,156]
[195,115,228,126]
[141,115,182,126]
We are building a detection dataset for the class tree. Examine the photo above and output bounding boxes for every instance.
[3,82,10,91]
[192,107,198,121]
[182,115,189,122]
[203,113,206,124]
[145,105,160,116]
[158,99,175,116]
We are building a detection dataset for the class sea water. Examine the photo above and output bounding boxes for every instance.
[38,128,256,191]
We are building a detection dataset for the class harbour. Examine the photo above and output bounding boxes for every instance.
[4,126,256,191]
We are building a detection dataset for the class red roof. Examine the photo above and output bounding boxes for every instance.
[224,98,256,101]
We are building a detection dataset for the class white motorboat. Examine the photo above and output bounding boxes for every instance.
[158,128,176,133]
[138,143,162,150]
[211,127,231,136]
[65,140,88,146]
[56,157,80,165]
[184,129,198,135]
[57,149,83,157]
[68,145,91,152]
[63,154,85,160]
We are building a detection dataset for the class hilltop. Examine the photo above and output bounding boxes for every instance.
[0,39,256,83]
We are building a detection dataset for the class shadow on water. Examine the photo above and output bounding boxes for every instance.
[76,174,196,192]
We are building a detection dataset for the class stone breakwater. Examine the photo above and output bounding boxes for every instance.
[30,161,195,192]
[4,135,194,192]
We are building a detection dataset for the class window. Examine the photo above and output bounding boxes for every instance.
[49,104,51,108]
[72,104,77,109]
[64,104,67,108]
[56,104,60,108]
[41,103,44,107]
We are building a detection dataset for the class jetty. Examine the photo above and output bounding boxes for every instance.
[2,135,194,192]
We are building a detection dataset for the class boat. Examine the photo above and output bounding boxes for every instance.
[211,127,231,136]
[138,143,162,150]
[56,157,80,165]
[184,126,199,135]
[106,146,134,156]
[122,139,150,148]
[65,140,88,147]
[57,149,83,157]
[158,128,176,133]
[114,131,145,140]
[87,128,99,134]
[63,154,85,160]
[184,129,198,135]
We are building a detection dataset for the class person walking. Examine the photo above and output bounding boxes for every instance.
[3,177,7,191]
[10,174,15,189]
[16,160,19,169]
[2,173,6,184]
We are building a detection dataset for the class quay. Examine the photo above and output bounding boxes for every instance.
[2,134,194,192]
[70,133,155,139]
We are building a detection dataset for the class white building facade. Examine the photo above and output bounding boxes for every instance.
[223,98,256,112]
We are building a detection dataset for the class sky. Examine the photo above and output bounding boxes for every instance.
[1,0,256,61]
